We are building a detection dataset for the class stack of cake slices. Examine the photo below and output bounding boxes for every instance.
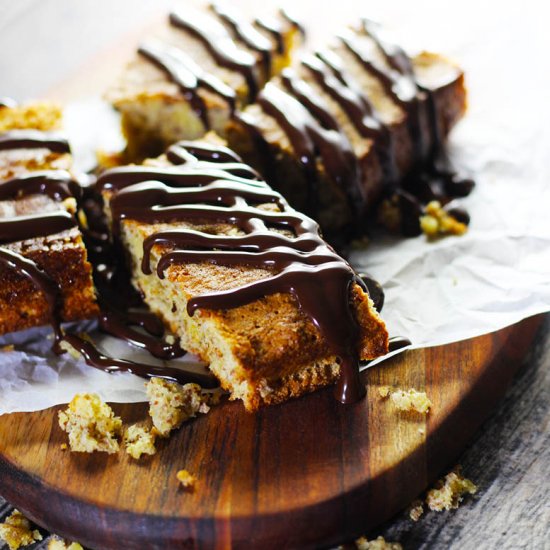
[0,5,473,409]
[0,101,97,336]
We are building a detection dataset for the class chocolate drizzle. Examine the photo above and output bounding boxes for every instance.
[256,82,360,218]
[0,130,71,153]
[255,16,285,54]
[138,41,236,125]
[0,170,77,202]
[104,142,373,404]
[211,2,273,78]
[0,211,76,245]
[170,10,258,102]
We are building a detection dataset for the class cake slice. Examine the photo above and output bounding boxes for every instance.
[0,101,98,336]
[106,5,300,161]
[97,139,388,410]
[226,24,467,240]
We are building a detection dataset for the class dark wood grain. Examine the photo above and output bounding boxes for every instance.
[0,316,543,549]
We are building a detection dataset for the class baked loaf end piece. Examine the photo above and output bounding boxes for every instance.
[106,6,301,161]
[98,138,388,410]
[0,101,98,335]
[226,26,466,240]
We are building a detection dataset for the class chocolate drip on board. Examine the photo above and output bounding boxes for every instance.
[105,143,375,404]
[170,10,259,102]
[211,2,273,78]
[138,41,236,125]
[0,130,71,153]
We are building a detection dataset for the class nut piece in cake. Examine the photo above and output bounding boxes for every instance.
[48,538,84,550]
[176,469,197,490]
[58,393,122,454]
[146,378,211,437]
[390,388,432,414]
[0,509,42,550]
[426,468,477,511]
[124,424,157,459]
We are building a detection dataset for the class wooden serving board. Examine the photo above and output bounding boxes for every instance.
[0,315,543,549]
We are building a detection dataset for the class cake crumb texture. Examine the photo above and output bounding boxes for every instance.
[47,537,83,550]
[124,424,157,459]
[0,509,42,550]
[426,467,477,511]
[146,378,211,437]
[176,469,197,490]
[408,499,425,521]
[354,535,402,549]
[58,394,122,454]
[390,388,432,414]
[0,102,62,132]
[378,385,391,398]
[420,200,467,238]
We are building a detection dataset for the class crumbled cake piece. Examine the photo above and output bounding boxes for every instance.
[146,378,211,437]
[408,499,424,521]
[1,344,14,352]
[58,394,122,454]
[124,424,157,459]
[378,385,391,398]
[0,509,42,550]
[420,200,467,238]
[426,468,477,511]
[354,536,402,550]
[176,469,197,490]
[390,388,432,414]
[0,102,62,132]
[47,538,84,550]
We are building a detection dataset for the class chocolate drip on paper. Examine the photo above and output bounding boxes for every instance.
[138,41,236,125]
[0,130,71,153]
[170,10,258,102]
[106,143,375,404]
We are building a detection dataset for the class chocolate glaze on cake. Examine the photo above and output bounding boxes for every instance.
[0,130,71,153]
[99,141,376,403]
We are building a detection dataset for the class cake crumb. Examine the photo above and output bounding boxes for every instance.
[146,378,213,437]
[60,443,68,451]
[378,386,391,399]
[355,535,402,549]
[426,468,477,511]
[420,201,467,238]
[390,389,432,414]
[48,537,84,550]
[0,509,42,550]
[176,469,197,490]
[58,394,122,453]
[124,424,157,459]
[408,499,424,521]
[1,344,14,352]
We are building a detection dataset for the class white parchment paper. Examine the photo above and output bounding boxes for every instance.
[1,0,549,413]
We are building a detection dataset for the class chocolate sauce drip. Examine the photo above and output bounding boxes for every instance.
[62,333,218,388]
[281,68,340,131]
[99,309,186,360]
[388,335,412,352]
[279,7,306,38]
[0,247,63,348]
[0,170,76,202]
[0,98,17,109]
[0,211,76,245]
[138,41,236,125]
[104,143,373,403]
[211,2,273,78]
[255,17,285,54]
[166,142,260,180]
[256,83,360,217]
[0,130,71,153]
[170,10,258,102]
